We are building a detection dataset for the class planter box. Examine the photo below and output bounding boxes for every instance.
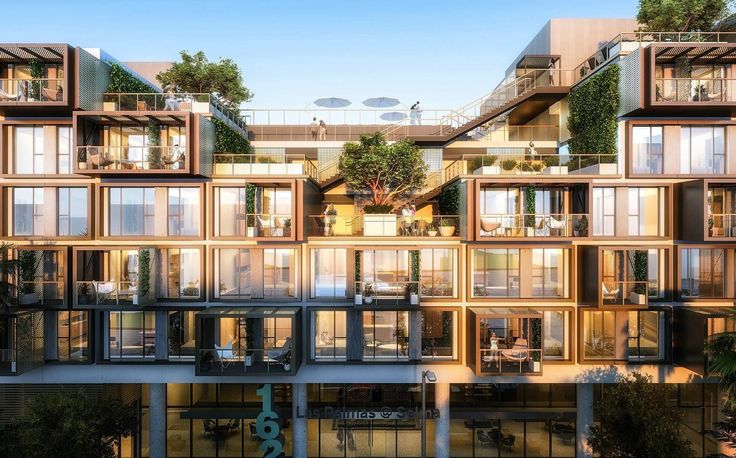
[354,294,363,305]
[571,163,618,175]
[542,166,568,175]
[473,166,501,175]
[628,292,647,305]
[364,214,397,236]
[439,226,456,237]
[251,163,271,174]
[287,164,303,175]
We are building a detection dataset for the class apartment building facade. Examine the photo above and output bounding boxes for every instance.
[0,18,732,458]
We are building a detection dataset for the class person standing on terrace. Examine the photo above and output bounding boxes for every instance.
[318,120,327,140]
[310,117,319,140]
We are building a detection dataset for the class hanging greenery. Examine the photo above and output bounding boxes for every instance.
[146,121,163,169]
[567,65,620,168]
[106,62,156,94]
[28,60,44,101]
[246,183,256,229]
[354,251,361,283]
[410,250,421,294]
[438,184,460,215]
[631,250,649,295]
[213,117,251,154]
[524,185,536,228]
[138,249,151,298]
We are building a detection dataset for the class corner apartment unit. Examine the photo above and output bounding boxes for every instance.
[0,19,732,458]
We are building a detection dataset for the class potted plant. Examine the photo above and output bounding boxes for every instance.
[245,318,255,367]
[77,282,90,305]
[531,319,542,373]
[409,251,420,305]
[427,224,438,237]
[500,158,518,174]
[18,250,38,305]
[542,155,568,175]
[246,184,257,237]
[471,154,500,175]
[137,248,155,306]
[524,185,536,237]
[628,251,648,305]
[439,217,456,237]
[363,204,396,236]
[573,216,588,237]
[363,283,375,305]
[77,147,88,170]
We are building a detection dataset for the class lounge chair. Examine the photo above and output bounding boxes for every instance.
[257,215,273,237]
[214,342,238,370]
[93,281,116,304]
[480,218,501,234]
[602,282,620,301]
[547,216,567,236]
[266,337,292,368]
[501,338,530,362]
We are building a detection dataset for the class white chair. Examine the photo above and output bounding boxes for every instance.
[214,342,237,370]
[257,215,273,236]
[93,281,116,304]
[601,282,620,301]
[547,216,567,236]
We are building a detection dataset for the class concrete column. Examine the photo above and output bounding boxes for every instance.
[292,383,308,458]
[434,382,451,458]
[155,310,168,361]
[409,310,422,361]
[148,383,166,458]
[44,310,57,360]
[576,383,594,458]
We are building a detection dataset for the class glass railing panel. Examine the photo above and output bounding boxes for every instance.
[0,78,65,102]
[479,214,588,238]
[77,146,186,171]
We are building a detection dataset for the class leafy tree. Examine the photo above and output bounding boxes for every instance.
[156,51,253,108]
[338,132,427,211]
[588,372,693,458]
[0,242,20,312]
[637,0,732,32]
[705,307,736,449]
[0,391,137,458]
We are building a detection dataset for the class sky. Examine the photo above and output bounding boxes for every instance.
[0,0,638,109]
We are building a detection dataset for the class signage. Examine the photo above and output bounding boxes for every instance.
[301,406,440,420]
[255,384,285,458]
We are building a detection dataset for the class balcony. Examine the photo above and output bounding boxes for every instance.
[674,307,732,375]
[354,281,420,307]
[478,213,588,238]
[655,77,736,103]
[213,153,317,179]
[0,308,44,375]
[582,310,665,362]
[76,145,186,173]
[0,44,72,115]
[449,152,618,179]
[195,307,301,376]
[308,214,460,238]
[601,280,649,307]
[469,308,543,376]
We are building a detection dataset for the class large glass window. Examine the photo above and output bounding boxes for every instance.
[109,311,156,360]
[681,248,725,298]
[311,248,347,299]
[420,248,456,297]
[216,248,252,299]
[632,125,663,174]
[583,311,615,359]
[264,248,297,298]
[312,310,347,361]
[681,126,725,174]
[628,310,661,361]
[161,248,201,299]
[215,187,246,236]
[531,248,564,297]
[13,187,43,236]
[58,187,88,236]
[57,311,88,362]
[592,187,615,236]
[421,309,458,360]
[543,310,568,360]
[628,187,662,236]
[13,126,43,174]
[360,250,411,297]
[58,126,72,174]
[363,310,409,360]
[472,248,520,297]
[167,187,200,236]
[108,187,155,236]
[168,311,195,360]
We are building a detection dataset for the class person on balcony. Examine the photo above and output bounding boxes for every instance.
[318,120,327,140]
[164,88,179,111]
[323,204,337,236]
[410,101,423,125]
[310,117,319,140]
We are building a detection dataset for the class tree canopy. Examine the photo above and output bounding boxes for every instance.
[338,132,427,211]
[0,391,137,458]
[156,50,253,108]
[588,372,693,458]
[637,0,732,32]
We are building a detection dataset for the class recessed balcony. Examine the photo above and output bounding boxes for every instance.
[213,152,317,179]
[450,151,618,178]
[308,214,460,238]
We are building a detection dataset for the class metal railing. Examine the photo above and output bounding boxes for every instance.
[0,78,65,102]
[709,213,736,237]
[241,108,453,126]
[451,152,618,176]
[77,146,186,171]
[601,280,649,306]
[75,280,137,305]
[217,213,293,238]
[103,92,246,130]
[309,214,460,237]
[479,348,542,375]
[17,280,65,305]
[355,281,420,306]
[655,77,736,102]
[479,213,588,238]
[198,347,292,374]
[213,153,317,179]
[318,159,340,183]
[465,124,560,142]
[575,31,736,81]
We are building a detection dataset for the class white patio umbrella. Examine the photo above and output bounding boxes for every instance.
[313,97,351,108]
[363,97,401,108]
[380,111,407,122]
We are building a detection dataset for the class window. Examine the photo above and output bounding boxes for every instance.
[58,188,88,236]
[681,126,725,174]
[216,248,252,299]
[360,250,411,297]
[58,126,72,174]
[167,187,200,236]
[263,248,297,298]
[57,311,88,362]
[161,248,201,299]
[109,311,156,360]
[13,126,43,174]
[543,311,567,360]
[420,248,456,297]
[263,317,292,352]
[312,310,347,360]
[681,248,725,298]
[363,310,409,360]
[583,311,616,359]
[311,248,347,299]
[13,187,43,236]
[628,310,661,361]
[108,187,155,236]
[628,188,662,236]
[215,187,246,236]
[592,187,615,236]
[531,248,564,297]
[421,309,458,360]
[632,126,663,174]
[472,248,520,297]
[168,311,195,360]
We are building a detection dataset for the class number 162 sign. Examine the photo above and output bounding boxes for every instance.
[256,384,285,458]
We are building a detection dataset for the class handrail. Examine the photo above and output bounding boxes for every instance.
[0,78,65,102]
[216,213,293,238]
[601,280,649,306]
[708,213,736,237]
[17,280,65,305]
[355,280,420,306]
[479,348,543,374]
[212,153,317,179]
[479,213,588,238]
[240,108,454,126]
[77,145,186,171]
[198,347,292,374]
[308,214,460,237]
[453,152,618,175]
[654,77,736,103]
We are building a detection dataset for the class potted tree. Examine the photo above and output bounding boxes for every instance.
[500,158,518,174]
[363,283,375,305]
[409,251,420,305]
[246,184,257,237]
[77,147,88,170]
[439,217,456,237]
[628,250,648,305]
[338,133,428,237]
[573,216,588,237]
[18,250,39,305]
[531,318,542,373]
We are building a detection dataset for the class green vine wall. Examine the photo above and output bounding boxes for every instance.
[212,117,251,154]
[106,62,156,93]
